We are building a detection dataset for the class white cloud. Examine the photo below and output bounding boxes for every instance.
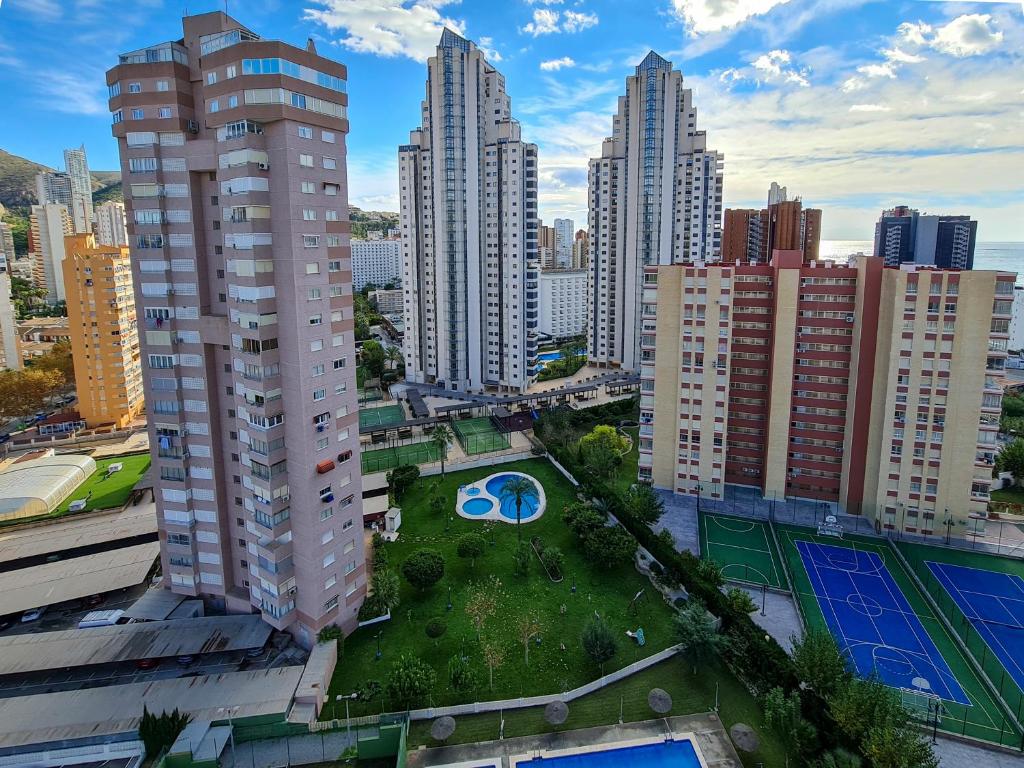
[522,9,561,35]
[881,47,925,64]
[899,14,1003,58]
[14,0,63,21]
[522,7,598,36]
[750,49,810,86]
[478,36,502,61]
[33,69,107,115]
[671,0,794,35]
[848,103,891,112]
[857,62,897,78]
[540,56,576,71]
[525,0,564,4]
[302,0,466,62]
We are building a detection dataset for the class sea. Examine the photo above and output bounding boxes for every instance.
[820,241,1024,283]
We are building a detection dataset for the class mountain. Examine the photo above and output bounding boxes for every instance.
[350,206,398,239]
[0,149,50,210]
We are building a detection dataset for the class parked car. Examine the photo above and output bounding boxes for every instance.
[135,658,159,670]
[245,647,265,658]
[78,610,126,629]
[21,608,44,623]
[176,655,195,666]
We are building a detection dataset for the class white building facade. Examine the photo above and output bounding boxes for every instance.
[1011,285,1024,354]
[539,269,586,340]
[399,29,539,393]
[586,51,723,372]
[63,145,94,234]
[95,201,129,247]
[553,218,574,269]
[351,239,400,291]
[30,203,73,303]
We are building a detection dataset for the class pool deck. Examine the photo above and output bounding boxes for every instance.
[407,714,743,768]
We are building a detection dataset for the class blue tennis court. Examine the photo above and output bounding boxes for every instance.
[927,561,1024,692]
[797,540,970,704]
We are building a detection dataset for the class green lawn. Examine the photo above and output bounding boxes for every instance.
[991,486,1024,506]
[360,405,406,429]
[777,525,1021,748]
[613,426,639,494]
[327,459,677,715]
[361,442,442,474]
[55,454,151,515]
[700,512,785,589]
[405,655,786,768]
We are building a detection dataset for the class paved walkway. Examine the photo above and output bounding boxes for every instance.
[933,735,1024,767]
[653,489,699,555]
[733,586,803,653]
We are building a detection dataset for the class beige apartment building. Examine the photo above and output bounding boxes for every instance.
[643,252,1014,539]
[107,11,365,643]
[63,234,144,428]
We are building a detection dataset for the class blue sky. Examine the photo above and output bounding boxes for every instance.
[0,0,1021,239]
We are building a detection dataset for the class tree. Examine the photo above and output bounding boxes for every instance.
[386,464,420,501]
[813,749,862,768]
[481,638,506,690]
[996,438,1024,485]
[791,629,850,700]
[582,524,636,567]
[402,549,445,590]
[456,533,487,570]
[465,582,498,640]
[829,677,908,748]
[626,483,664,525]
[540,546,564,577]
[862,724,938,768]
[512,540,531,576]
[674,600,728,674]
[361,339,386,380]
[0,368,64,420]
[385,344,403,372]
[138,706,192,759]
[517,611,543,666]
[371,567,401,613]
[581,616,618,673]
[725,587,757,615]
[431,424,454,476]
[448,653,477,691]
[386,654,436,709]
[562,502,605,538]
[541,407,571,447]
[696,558,725,588]
[33,340,74,387]
[501,475,538,544]
[763,687,817,768]
[425,617,447,645]
[579,424,628,477]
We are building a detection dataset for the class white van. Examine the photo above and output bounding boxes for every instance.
[78,609,129,629]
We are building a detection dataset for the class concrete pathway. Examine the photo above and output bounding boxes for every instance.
[732,586,803,653]
[653,489,699,556]
[933,735,1024,767]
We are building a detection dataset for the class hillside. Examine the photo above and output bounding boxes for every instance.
[0,148,122,255]
[350,206,398,239]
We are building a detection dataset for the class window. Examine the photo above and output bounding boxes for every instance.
[322,130,335,143]
[320,506,334,521]
[313,388,326,401]
[310,339,323,352]
[128,82,141,93]
[207,71,217,85]
[305,262,320,274]
[159,107,172,118]
[308,287,322,300]
[131,108,144,120]
[227,65,237,78]
[309,314,323,326]
[299,153,313,167]
[324,596,339,612]
[303,236,320,248]
[303,209,316,220]
[112,110,123,124]
[325,575,337,589]
[322,156,337,170]
[157,80,169,91]
[298,126,313,139]
[323,552,336,568]
[228,95,238,109]
[301,181,315,194]
[333,358,346,370]
[325,210,338,221]
[209,99,220,113]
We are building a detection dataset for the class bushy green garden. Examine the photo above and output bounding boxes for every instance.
[326,459,677,715]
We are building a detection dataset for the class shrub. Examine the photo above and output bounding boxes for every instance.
[540,546,564,576]
[139,707,192,759]
[425,617,447,643]
[386,654,436,709]
[562,502,605,538]
[581,616,617,670]
[386,464,420,501]
[582,524,636,566]
[402,549,445,590]
[512,540,531,576]
[456,533,487,569]
[725,587,757,615]
[317,624,344,645]
[448,653,477,690]
[357,595,388,622]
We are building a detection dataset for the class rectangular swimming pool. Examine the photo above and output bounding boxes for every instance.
[516,739,703,768]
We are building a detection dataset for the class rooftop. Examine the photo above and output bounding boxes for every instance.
[0,666,303,749]
[0,614,271,675]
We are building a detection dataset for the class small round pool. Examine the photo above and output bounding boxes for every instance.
[455,471,547,524]
[463,498,494,516]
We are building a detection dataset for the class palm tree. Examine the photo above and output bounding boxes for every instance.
[431,424,454,476]
[502,476,539,544]
[385,345,403,374]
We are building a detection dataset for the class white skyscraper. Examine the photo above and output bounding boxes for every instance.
[63,145,94,234]
[553,218,574,269]
[94,201,129,247]
[399,29,539,393]
[29,203,73,303]
[586,51,723,372]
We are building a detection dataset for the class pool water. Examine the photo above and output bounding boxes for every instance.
[518,740,701,768]
[463,498,495,516]
[485,473,541,521]
[537,351,563,362]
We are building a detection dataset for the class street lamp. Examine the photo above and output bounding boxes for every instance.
[446,584,452,612]
[337,693,359,745]
[216,707,238,767]
[761,584,766,617]
[696,483,702,514]
[943,509,952,545]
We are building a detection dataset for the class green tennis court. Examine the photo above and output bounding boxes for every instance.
[776,524,1022,748]
[452,416,510,455]
[699,512,785,588]
[359,404,405,429]
[361,442,441,473]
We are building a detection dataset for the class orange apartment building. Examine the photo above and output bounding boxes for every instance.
[63,234,144,428]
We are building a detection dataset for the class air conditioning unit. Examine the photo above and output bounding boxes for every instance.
[187,120,199,134]
[846,315,855,323]
[257,162,269,171]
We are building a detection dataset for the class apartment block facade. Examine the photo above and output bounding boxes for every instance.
[399,29,539,393]
[0,273,20,371]
[64,145,95,234]
[538,269,587,340]
[874,205,977,270]
[641,252,1014,538]
[350,238,400,291]
[29,202,73,303]
[723,199,821,264]
[587,51,723,373]
[63,234,144,428]
[95,201,130,247]
[107,11,365,643]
